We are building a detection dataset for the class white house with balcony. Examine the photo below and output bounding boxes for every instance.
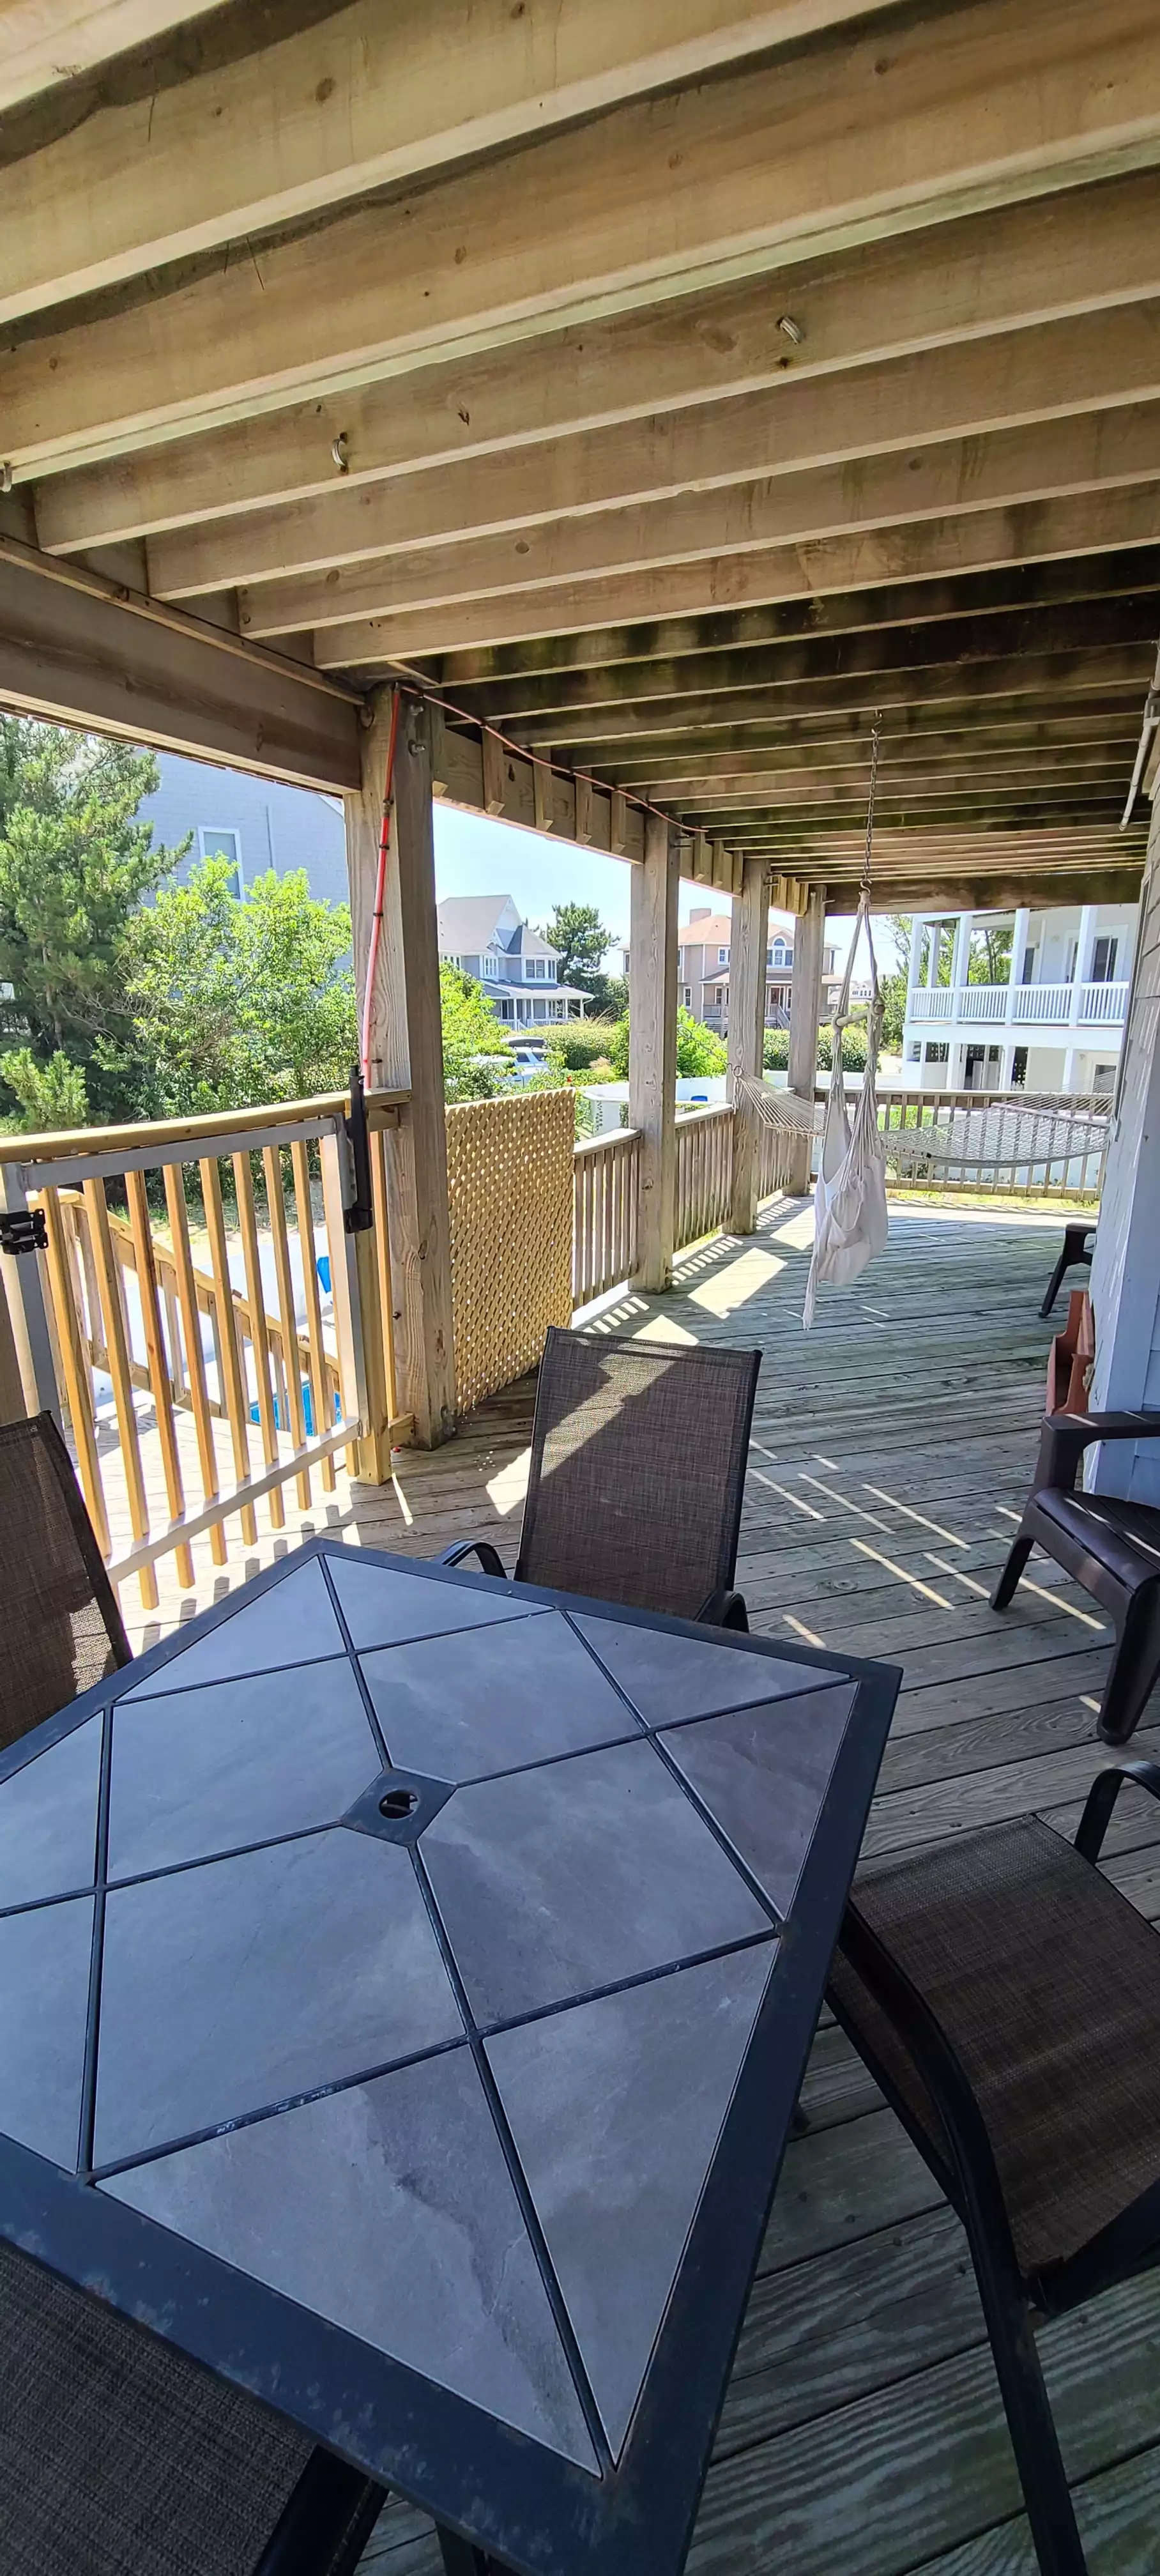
[436,893,590,1036]
[902,902,1136,1094]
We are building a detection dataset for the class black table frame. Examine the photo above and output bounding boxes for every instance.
[0,1537,899,2576]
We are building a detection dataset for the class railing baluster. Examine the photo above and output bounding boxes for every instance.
[162,1163,228,1565]
[263,1144,311,1509]
[291,1139,337,1489]
[232,1150,285,1530]
[39,1185,109,1558]
[199,1155,258,1546]
[125,1171,194,1590]
[82,1177,158,1611]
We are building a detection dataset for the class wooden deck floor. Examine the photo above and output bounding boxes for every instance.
[143,1196,1160,2573]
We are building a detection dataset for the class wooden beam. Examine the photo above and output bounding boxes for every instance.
[0,0,227,112]
[728,857,770,1233]
[299,406,1160,646]
[1,1,904,326]
[630,814,679,1291]
[788,885,824,1190]
[333,490,1160,663]
[433,716,649,861]
[0,533,363,788]
[492,650,1153,751]
[351,692,455,1448]
[36,165,1160,553]
[437,547,1160,689]
[622,717,1142,787]
[152,303,1160,602]
[602,698,1149,774]
[6,0,1160,473]
[434,597,1160,726]
[839,869,1145,908]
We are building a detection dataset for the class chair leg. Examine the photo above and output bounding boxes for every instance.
[965,2237,1087,2575]
[1039,1250,1071,1318]
[991,1532,1034,1611]
[437,2528,503,2575]
[1097,1591,1160,1746]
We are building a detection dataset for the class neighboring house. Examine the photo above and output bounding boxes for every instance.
[136,753,349,907]
[902,902,1138,1093]
[436,894,589,1032]
[627,907,841,1035]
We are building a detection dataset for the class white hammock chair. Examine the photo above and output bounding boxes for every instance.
[738,724,889,1328]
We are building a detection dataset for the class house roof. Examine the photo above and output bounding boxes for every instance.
[436,894,560,961]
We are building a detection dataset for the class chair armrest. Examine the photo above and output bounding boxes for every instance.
[1033,1409,1160,1494]
[1074,1759,1160,1862]
[696,1587,749,1632]
[438,1538,507,1579]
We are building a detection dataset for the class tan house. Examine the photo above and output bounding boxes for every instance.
[661,908,841,1037]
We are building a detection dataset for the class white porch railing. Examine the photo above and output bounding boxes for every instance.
[909,979,1129,1030]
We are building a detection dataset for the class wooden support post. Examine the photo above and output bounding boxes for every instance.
[349,690,456,1448]
[1089,790,1160,1499]
[728,857,771,1236]
[629,812,679,1292]
[788,886,826,1195]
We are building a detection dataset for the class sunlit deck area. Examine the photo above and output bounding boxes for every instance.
[118,1194,1160,2575]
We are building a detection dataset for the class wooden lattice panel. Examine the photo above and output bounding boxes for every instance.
[446,1089,576,1416]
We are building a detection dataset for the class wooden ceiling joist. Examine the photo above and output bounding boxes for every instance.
[4,0,1159,915]
[31,164,1160,556]
[143,302,1160,602]
[4,0,1160,477]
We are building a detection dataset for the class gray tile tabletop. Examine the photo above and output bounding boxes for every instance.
[0,1538,896,2576]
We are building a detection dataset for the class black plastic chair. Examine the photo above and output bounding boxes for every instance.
[441,1326,760,1625]
[0,2238,384,2576]
[1039,1222,1095,1318]
[0,1409,132,1751]
[828,1767,1160,2576]
[991,1407,1160,1744]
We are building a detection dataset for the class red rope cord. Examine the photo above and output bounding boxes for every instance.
[360,686,401,1084]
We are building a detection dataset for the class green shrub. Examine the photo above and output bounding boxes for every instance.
[763,1027,790,1070]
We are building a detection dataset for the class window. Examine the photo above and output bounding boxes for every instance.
[682,986,692,1008]
[714,985,725,1007]
[544,959,556,982]
[1021,946,1036,984]
[907,1041,922,1062]
[482,951,500,977]
[717,946,728,965]
[768,940,790,969]
[1011,1046,1028,1089]
[198,825,241,895]
[1090,935,1119,983]
[924,1041,949,1063]
[1064,940,1078,983]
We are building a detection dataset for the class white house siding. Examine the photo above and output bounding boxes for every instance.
[1088,792,1160,1501]
[136,753,349,907]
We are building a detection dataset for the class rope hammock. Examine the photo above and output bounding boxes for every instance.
[738,723,889,1328]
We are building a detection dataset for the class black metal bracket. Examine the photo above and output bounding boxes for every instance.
[344,1062,374,1234]
[0,1208,47,1257]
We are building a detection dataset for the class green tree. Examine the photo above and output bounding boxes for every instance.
[877,915,912,1052]
[0,1046,89,1132]
[438,963,515,1100]
[609,1007,728,1078]
[540,902,614,997]
[968,921,1013,984]
[0,718,186,1119]
[123,859,358,1114]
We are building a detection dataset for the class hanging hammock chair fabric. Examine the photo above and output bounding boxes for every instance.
[802,723,889,1330]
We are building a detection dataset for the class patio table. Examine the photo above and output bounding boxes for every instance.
[0,1537,898,2576]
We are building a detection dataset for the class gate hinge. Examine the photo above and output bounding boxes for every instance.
[0,1208,47,1256]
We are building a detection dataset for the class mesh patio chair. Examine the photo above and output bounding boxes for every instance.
[0,2237,385,2576]
[0,1409,132,1752]
[441,1326,761,1625]
[828,1768,1160,2576]
[991,1406,1160,1744]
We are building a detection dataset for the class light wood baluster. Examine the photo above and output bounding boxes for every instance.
[263,1144,310,1508]
[163,1164,227,1565]
[291,1140,336,1491]
[39,1184,109,1559]
[199,1156,257,1545]
[232,1151,284,1529]
[82,1177,157,1610]
[125,1171,194,1589]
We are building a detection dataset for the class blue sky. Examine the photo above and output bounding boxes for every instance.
[433,802,870,966]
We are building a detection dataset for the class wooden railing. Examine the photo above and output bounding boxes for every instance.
[675,1105,733,1249]
[573,1126,641,1306]
[0,1091,408,1604]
